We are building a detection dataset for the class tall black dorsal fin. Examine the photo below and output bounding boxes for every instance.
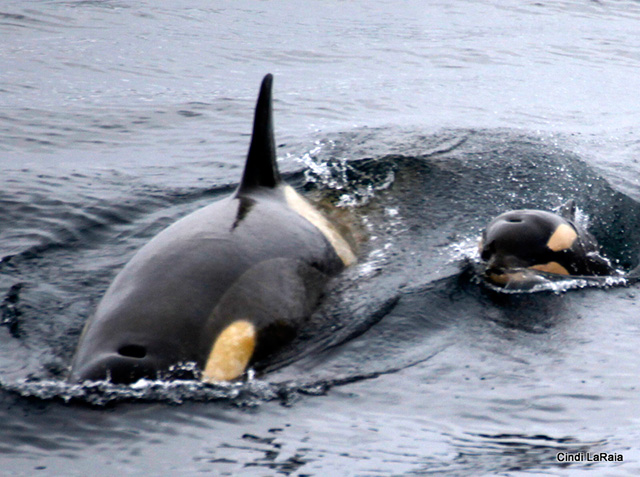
[238,74,281,193]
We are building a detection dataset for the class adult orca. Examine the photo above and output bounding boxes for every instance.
[70,74,357,384]
[479,200,614,287]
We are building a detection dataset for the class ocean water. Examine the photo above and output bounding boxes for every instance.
[3,1,640,475]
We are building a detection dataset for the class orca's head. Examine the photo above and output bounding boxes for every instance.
[479,209,578,286]
[68,331,201,384]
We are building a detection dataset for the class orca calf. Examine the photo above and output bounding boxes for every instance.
[479,200,614,287]
[70,75,356,384]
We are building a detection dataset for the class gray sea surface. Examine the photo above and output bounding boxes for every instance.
[3,1,640,475]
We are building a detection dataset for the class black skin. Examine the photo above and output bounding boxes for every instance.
[69,75,350,384]
[480,201,613,278]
